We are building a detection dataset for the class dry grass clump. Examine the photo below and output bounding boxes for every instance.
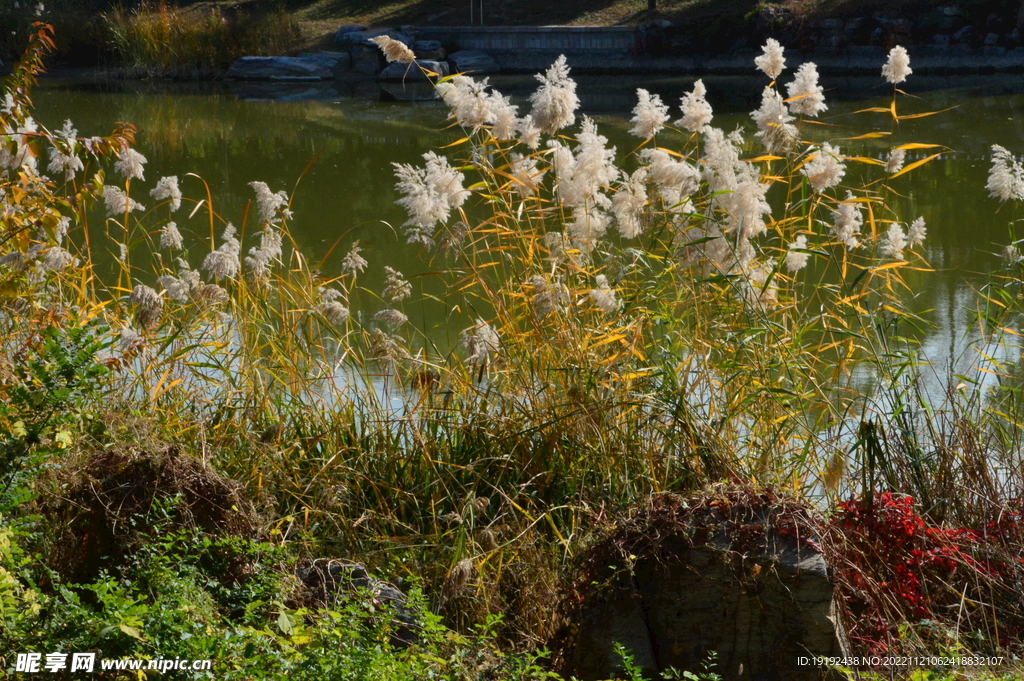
[36,423,262,584]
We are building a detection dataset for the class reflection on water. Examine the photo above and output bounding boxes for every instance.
[34,73,1024,398]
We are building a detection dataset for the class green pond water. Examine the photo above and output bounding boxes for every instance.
[32,72,1024,388]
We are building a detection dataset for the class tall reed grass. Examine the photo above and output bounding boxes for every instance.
[5,25,1024,654]
[102,0,302,78]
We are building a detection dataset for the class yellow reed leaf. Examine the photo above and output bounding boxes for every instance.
[894,143,943,150]
[845,132,892,140]
[854,106,893,114]
[587,333,628,350]
[998,327,1020,335]
[895,107,957,121]
[871,260,908,272]
[745,155,784,163]
[889,153,942,178]
[441,137,471,149]
[846,156,886,166]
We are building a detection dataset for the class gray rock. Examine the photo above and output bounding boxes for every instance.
[334,25,367,47]
[379,59,449,81]
[448,50,500,75]
[297,559,420,648]
[224,56,332,81]
[413,40,446,60]
[351,44,384,76]
[934,33,952,47]
[556,493,846,681]
[298,51,351,76]
[985,32,1001,46]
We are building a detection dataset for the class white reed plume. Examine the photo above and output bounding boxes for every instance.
[382,266,412,302]
[102,185,144,217]
[568,206,611,257]
[529,55,579,135]
[114,147,147,181]
[316,300,350,326]
[159,222,183,250]
[437,75,492,131]
[676,79,713,133]
[882,46,912,84]
[517,114,543,150]
[786,62,827,117]
[629,88,670,138]
[879,223,908,259]
[1003,244,1022,265]
[642,148,700,198]
[55,216,69,245]
[249,181,290,224]
[341,241,368,274]
[886,148,906,174]
[755,38,786,80]
[244,227,283,284]
[460,319,500,363]
[120,327,143,353]
[47,121,83,180]
[987,145,1024,202]
[486,89,519,139]
[129,282,162,310]
[907,217,926,246]
[612,167,648,239]
[701,127,771,245]
[0,118,39,172]
[42,245,77,271]
[159,262,202,303]
[589,274,618,313]
[530,275,570,317]
[751,86,796,154]
[509,153,547,197]
[393,152,471,246]
[785,234,810,272]
[375,309,408,330]
[801,143,845,193]
[831,192,863,248]
[151,176,182,212]
[369,35,415,64]
[202,224,241,281]
[549,116,618,211]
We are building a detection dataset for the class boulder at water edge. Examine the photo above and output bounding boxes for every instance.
[553,488,846,681]
[296,559,420,647]
[447,50,500,74]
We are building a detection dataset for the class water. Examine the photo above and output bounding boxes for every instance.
[32,73,1024,393]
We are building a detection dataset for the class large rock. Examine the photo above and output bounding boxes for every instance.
[413,40,446,60]
[297,51,351,77]
[554,489,846,681]
[334,25,366,45]
[224,56,332,81]
[351,45,384,76]
[379,59,449,81]
[448,50,500,74]
[296,559,420,647]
